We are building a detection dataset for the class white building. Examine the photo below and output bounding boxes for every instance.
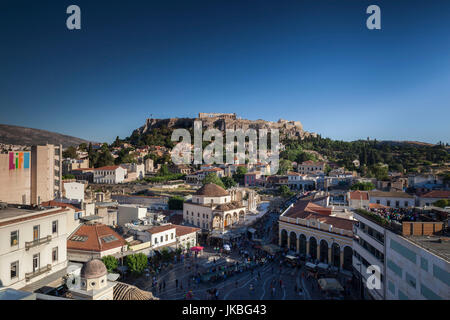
[93,166,127,184]
[418,190,450,207]
[352,209,387,300]
[0,204,70,290]
[118,204,148,226]
[138,225,177,249]
[368,191,415,208]
[183,183,246,232]
[122,163,145,181]
[62,181,85,202]
[385,227,449,300]
[353,209,449,300]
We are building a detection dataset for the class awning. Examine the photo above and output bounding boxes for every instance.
[317,263,329,270]
[247,228,256,233]
[305,262,317,269]
[285,255,297,260]
[318,278,344,292]
[190,246,204,252]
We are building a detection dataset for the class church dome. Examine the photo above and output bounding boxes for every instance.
[80,259,108,279]
[195,183,229,197]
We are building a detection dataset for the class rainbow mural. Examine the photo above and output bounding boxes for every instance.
[9,152,30,170]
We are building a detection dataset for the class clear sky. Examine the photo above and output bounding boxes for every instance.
[0,0,449,144]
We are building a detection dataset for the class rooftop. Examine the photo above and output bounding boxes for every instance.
[194,183,229,197]
[0,204,69,227]
[67,223,126,252]
[368,190,415,199]
[405,235,450,262]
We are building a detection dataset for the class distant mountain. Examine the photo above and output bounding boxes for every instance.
[0,124,92,148]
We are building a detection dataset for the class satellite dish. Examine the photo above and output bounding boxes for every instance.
[64,273,80,289]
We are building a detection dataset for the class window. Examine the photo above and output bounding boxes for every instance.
[52,220,58,234]
[404,201,408,207]
[33,253,40,271]
[421,283,442,300]
[433,264,450,286]
[387,259,402,278]
[395,201,400,208]
[160,236,163,243]
[11,261,18,279]
[33,225,40,241]
[10,230,19,246]
[165,234,168,241]
[390,239,416,264]
[406,272,416,288]
[388,281,395,295]
[398,290,409,300]
[376,200,380,204]
[171,233,174,240]
[386,200,391,207]
[52,247,58,262]
[420,257,428,271]
[155,237,158,244]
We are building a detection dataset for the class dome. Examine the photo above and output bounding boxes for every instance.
[80,259,108,279]
[195,183,229,197]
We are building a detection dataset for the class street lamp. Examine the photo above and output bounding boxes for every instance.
[356,262,363,299]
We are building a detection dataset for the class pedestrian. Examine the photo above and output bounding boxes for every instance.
[163,280,166,290]
[294,284,297,293]
[159,283,161,293]
[279,279,283,288]
[175,279,178,288]
[180,281,183,290]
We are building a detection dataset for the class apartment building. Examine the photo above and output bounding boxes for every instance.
[0,204,69,290]
[117,204,148,226]
[368,191,415,208]
[62,158,89,175]
[353,209,449,300]
[0,144,62,205]
[93,166,127,184]
[298,161,326,175]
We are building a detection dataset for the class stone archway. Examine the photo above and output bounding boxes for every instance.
[224,214,232,228]
[299,234,307,255]
[332,243,340,268]
[212,214,222,229]
[289,231,297,251]
[280,229,288,248]
[233,212,238,223]
[319,240,329,263]
[239,210,245,220]
[343,246,353,271]
[309,237,317,260]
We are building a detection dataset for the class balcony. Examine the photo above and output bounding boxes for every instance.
[25,264,52,282]
[25,235,52,250]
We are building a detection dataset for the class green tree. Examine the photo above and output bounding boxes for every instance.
[95,147,115,167]
[203,173,226,189]
[62,146,78,159]
[232,166,248,184]
[157,164,170,176]
[221,176,237,189]
[78,143,87,151]
[433,199,450,208]
[350,182,375,191]
[278,159,293,175]
[168,196,185,210]
[125,253,148,275]
[62,174,75,180]
[279,185,294,198]
[102,255,119,273]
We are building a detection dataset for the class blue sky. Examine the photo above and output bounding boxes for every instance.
[0,0,449,144]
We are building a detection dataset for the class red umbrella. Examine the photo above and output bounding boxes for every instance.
[190,246,204,252]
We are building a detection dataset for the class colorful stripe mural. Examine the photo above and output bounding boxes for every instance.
[9,152,30,170]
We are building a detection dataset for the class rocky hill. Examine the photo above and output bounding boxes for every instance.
[138,113,317,140]
[0,124,91,148]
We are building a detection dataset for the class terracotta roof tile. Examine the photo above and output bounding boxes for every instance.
[67,224,126,252]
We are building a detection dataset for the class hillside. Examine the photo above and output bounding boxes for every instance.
[0,124,91,148]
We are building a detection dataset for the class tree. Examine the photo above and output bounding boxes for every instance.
[232,166,248,185]
[350,182,375,191]
[95,147,115,167]
[78,143,87,151]
[102,255,119,273]
[157,164,170,176]
[278,159,293,175]
[62,174,75,180]
[168,196,185,210]
[433,199,450,208]
[203,173,226,189]
[125,253,148,275]
[279,185,294,198]
[221,176,237,189]
[62,146,77,159]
